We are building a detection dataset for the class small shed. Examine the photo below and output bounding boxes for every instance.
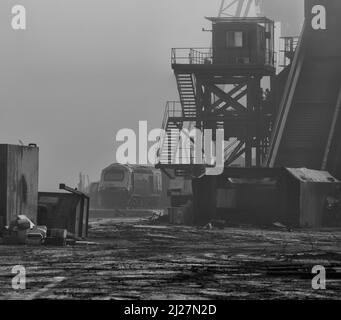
[192,167,341,228]
[207,17,275,66]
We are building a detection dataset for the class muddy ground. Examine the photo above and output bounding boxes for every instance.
[0,214,341,300]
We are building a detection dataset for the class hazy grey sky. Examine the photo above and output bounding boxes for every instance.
[0,0,303,191]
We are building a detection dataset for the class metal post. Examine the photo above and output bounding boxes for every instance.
[245,78,253,168]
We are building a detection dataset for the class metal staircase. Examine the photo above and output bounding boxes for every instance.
[157,71,247,175]
[175,72,197,118]
[157,72,200,176]
[157,102,182,165]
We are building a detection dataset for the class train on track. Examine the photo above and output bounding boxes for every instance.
[87,163,163,209]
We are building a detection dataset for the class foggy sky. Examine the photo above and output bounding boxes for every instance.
[0,0,303,191]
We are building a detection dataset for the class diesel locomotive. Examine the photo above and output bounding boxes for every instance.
[97,163,162,209]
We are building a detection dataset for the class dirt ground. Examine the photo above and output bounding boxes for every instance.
[0,214,341,300]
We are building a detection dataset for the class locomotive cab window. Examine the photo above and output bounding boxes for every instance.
[104,171,124,181]
[226,31,244,48]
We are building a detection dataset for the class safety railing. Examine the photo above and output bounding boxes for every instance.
[161,101,183,130]
[279,36,299,67]
[172,47,276,68]
[282,37,299,54]
[158,108,206,166]
[157,101,183,165]
[171,48,213,65]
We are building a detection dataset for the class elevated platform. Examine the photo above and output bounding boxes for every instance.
[171,48,275,76]
[172,63,275,76]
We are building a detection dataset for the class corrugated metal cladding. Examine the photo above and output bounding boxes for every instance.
[192,167,341,228]
[272,0,341,171]
[0,145,39,228]
[275,58,341,169]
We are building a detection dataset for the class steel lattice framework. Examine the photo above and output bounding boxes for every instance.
[218,0,261,17]
[156,0,275,177]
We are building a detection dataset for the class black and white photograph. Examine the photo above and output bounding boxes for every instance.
[0,0,341,308]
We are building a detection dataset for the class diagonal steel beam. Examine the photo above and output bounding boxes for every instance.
[235,0,245,17]
[211,84,246,111]
[219,0,240,16]
[213,88,248,115]
[207,84,247,114]
[225,140,246,166]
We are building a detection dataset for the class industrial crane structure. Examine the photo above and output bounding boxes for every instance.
[156,0,276,177]
[218,0,261,18]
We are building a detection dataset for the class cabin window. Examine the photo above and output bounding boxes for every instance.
[104,170,125,181]
[226,31,244,48]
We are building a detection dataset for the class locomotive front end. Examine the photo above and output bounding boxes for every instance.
[98,164,133,208]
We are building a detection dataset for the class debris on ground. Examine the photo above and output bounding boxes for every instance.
[273,222,293,232]
[0,215,77,247]
[1,215,47,245]
[1,217,340,300]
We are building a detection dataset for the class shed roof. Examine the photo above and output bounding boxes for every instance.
[205,17,273,24]
[286,168,340,183]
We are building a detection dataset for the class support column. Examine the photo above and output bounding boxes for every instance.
[254,76,262,167]
[245,77,253,168]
